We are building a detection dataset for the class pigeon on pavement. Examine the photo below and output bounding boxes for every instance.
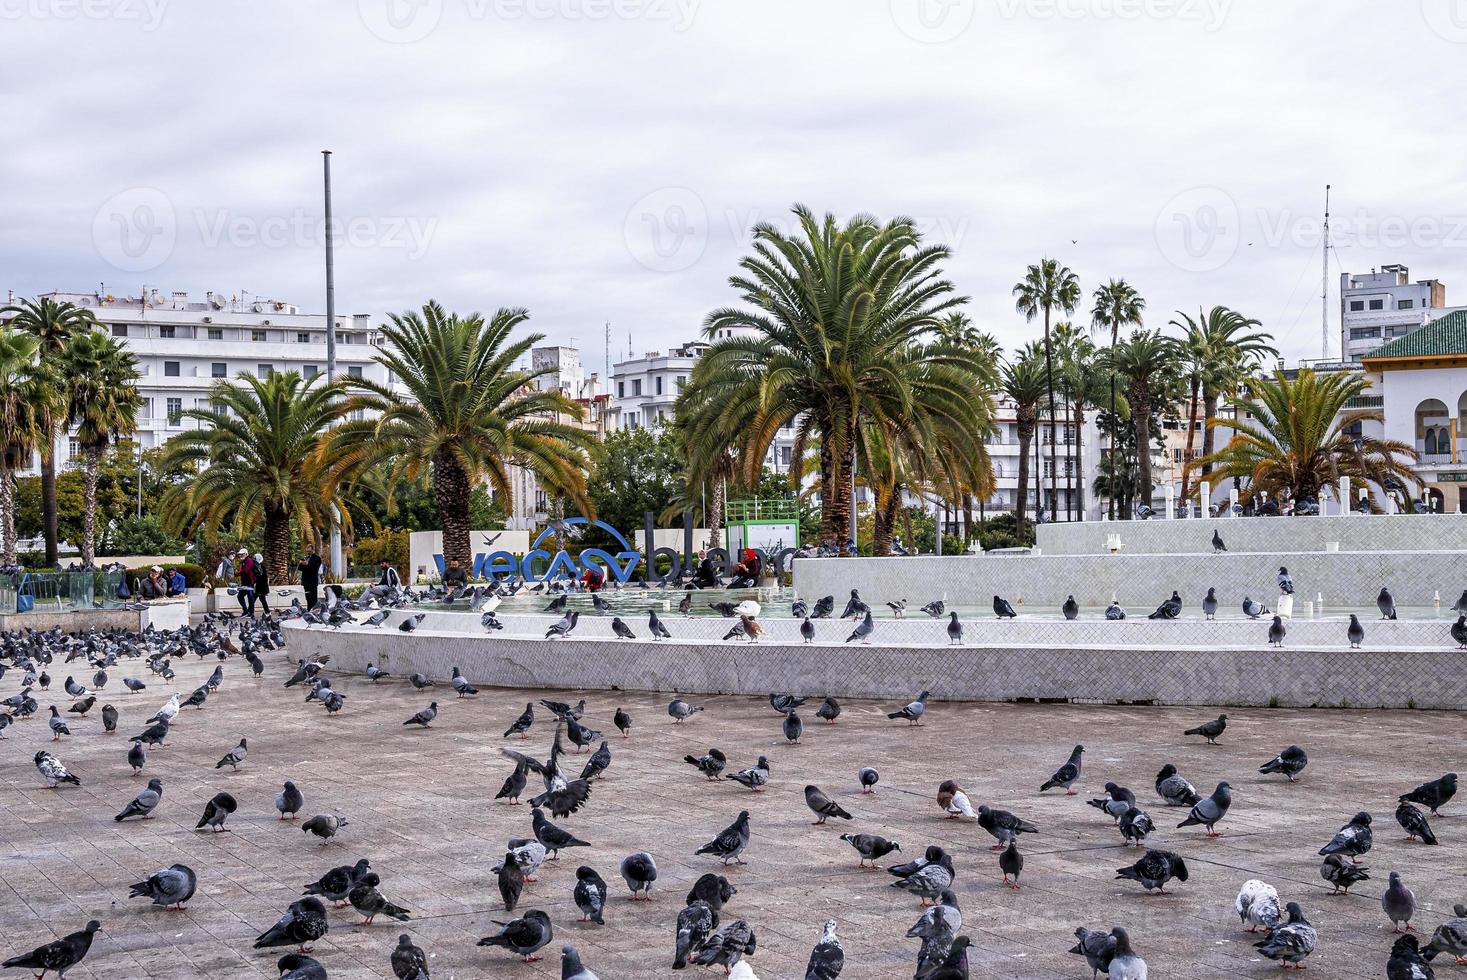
[1177,782,1232,837]
[1183,714,1227,744]
[1259,745,1308,781]
[1,919,101,977]
[1115,849,1189,893]
[129,864,198,909]
[1254,902,1316,968]
[1040,745,1084,795]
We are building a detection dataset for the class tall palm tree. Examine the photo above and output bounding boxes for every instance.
[1103,330,1180,515]
[1000,344,1047,537]
[685,205,978,554]
[0,297,98,562]
[1059,330,1119,522]
[329,301,596,570]
[0,329,50,563]
[1089,279,1146,519]
[1013,259,1080,521]
[1194,368,1416,509]
[63,330,142,564]
[160,371,350,583]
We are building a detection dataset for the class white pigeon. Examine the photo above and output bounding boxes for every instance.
[728,962,760,980]
[946,789,977,820]
[151,693,181,725]
[1236,879,1282,933]
[734,600,761,618]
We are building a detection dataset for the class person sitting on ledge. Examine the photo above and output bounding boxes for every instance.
[579,564,605,592]
[728,548,761,588]
[692,552,721,589]
[167,567,186,596]
[138,565,168,601]
[443,557,469,591]
[378,559,402,589]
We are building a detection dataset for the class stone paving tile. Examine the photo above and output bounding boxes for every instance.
[2,647,1465,979]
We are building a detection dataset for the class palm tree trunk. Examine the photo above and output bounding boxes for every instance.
[963,494,972,543]
[263,501,292,586]
[1042,309,1058,519]
[1180,375,1200,506]
[1064,396,1074,521]
[902,505,915,554]
[1201,388,1220,474]
[41,449,58,564]
[1133,384,1153,512]
[433,449,472,569]
[1073,403,1087,520]
[81,444,101,565]
[708,479,725,550]
[872,488,897,557]
[1015,421,1032,536]
[1107,325,1118,521]
[818,432,841,549]
[0,461,16,564]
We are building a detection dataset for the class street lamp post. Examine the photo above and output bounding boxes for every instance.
[323,150,343,579]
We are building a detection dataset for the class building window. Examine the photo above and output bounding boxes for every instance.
[658,409,666,424]
[251,329,267,342]
[163,361,180,377]
[655,376,663,395]
[1368,299,1384,310]
[348,365,363,379]
[68,438,80,458]
[617,382,625,398]
[304,365,320,379]
[781,446,791,466]
[207,327,224,340]
[158,325,176,339]
[676,375,686,391]
[140,397,153,420]
[1349,327,1380,340]
[1349,301,1364,312]
[211,400,228,417]
[297,332,311,344]
[1398,299,1415,310]
[166,397,182,424]
[256,363,272,379]
[111,323,128,337]
[210,362,226,378]
[632,379,642,396]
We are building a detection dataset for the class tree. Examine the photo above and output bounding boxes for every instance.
[330,301,596,570]
[1000,344,1047,537]
[1193,368,1417,510]
[62,330,141,563]
[1,297,99,563]
[1103,329,1180,515]
[159,371,349,583]
[0,330,50,562]
[684,205,978,554]
[1057,325,1115,521]
[588,427,685,541]
[1089,278,1146,519]
[1013,258,1080,521]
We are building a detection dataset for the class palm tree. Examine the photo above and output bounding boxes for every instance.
[160,371,350,583]
[329,301,596,570]
[1171,307,1276,504]
[0,329,50,563]
[1013,259,1080,521]
[1194,368,1417,509]
[685,205,978,554]
[1060,331,1120,522]
[1103,329,1180,515]
[1000,344,1047,536]
[1089,279,1146,519]
[63,330,142,564]
[1,297,98,562]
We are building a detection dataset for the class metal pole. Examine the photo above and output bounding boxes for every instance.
[1322,184,1331,360]
[323,150,343,578]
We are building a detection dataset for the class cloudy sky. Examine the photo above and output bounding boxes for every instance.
[4,0,1466,372]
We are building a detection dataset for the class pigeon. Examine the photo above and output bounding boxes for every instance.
[1069,927,1117,980]
[648,610,672,640]
[129,863,198,909]
[1400,773,1457,815]
[619,852,658,899]
[48,705,71,740]
[1242,596,1268,619]
[302,814,348,844]
[726,757,770,792]
[127,741,146,775]
[533,807,590,858]
[1105,601,1126,619]
[409,672,434,689]
[366,662,390,681]
[497,852,525,910]
[1267,614,1286,646]
[1321,853,1371,894]
[477,909,553,962]
[1319,811,1374,861]
[398,613,426,632]
[560,945,600,980]
[993,595,1017,618]
[946,612,963,645]
[566,715,602,751]
[1454,616,1467,650]
[800,617,816,643]
[692,920,757,972]
[1389,936,1436,980]
[502,837,548,882]
[1115,849,1189,892]
[858,767,879,793]
[592,593,613,614]
[610,617,635,639]
[890,851,954,905]
[496,761,529,804]
[685,748,728,781]
[839,832,900,868]
[1254,902,1316,968]
[998,838,1024,889]
[580,741,611,780]
[349,871,412,924]
[696,810,752,864]
[1278,566,1295,595]
[504,703,535,738]
[804,785,853,824]
[276,780,304,819]
[196,792,238,831]
[1155,764,1200,806]
[1183,713,1227,744]
[887,690,930,725]
[921,599,945,617]
[674,900,718,969]
[941,780,977,820]
[363,610,391,628]
[1347,614,1366,648]
[1087,782,1136,821]
[1147,591,1182,620]
[921,934,971,980]
[783,711,804,744]
[215,737,248,770]
[1423,903,1467,964]
[1384,871,1417,933]
[403,702,438,728]
[668,698,702,722]
[1259,745,1308,781]
[1236,879,1282,933]
[1040,745,1084,794]
[1396,801,1438,845]
[115,777,163,821]
[1119,807,1154,846]
[1379,586,1398,619]
[545,611,579,639]
[1107,927,1148,980]
[889,845,948,880]
[1202,587,1218,620]
[391,934,430,980]
[101,703,117,732]
[64,675,90,699]
[840,589,866,619]
[1177,781,1232,837]
[886,598,907,618]
[613,707,632,736]
[2,920,101,978]
[545,594,567,613]
[811,595,834,618]
[816,697,841,723]
[679,592,694,616]
[769,693,806,714]
[1212,528,1226,552]
[977,805,1039,849]
[1062,595,1079,620]
[254,898,330,952]
[572,866,608,924]
[66,695,94,716]
[843,611,874,644]
[450,667,478,697]
[303,858,372,907]
[792,598,809,618]
[686,872,737,911]
[804,920,843,980]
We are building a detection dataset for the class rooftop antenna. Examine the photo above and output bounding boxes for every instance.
[1322,183,1331,360]
[604,320,610,396]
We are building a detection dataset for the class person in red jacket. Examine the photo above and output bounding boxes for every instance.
[579,564,604,592]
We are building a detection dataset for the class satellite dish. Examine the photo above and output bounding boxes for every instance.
[209,292,226,310]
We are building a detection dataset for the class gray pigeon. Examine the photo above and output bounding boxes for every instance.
[674,901,717,969]
[1062,595,1079,620]
[1259,745,1308,781]
[887,690,930,725]
[115,777,163,821]
[1202,587,1218,620]
[1378,586,1397,620]
[858,767,879,793]
[1212,528,1226,552]
[783,710,803,744]
[619,852,658,899]
[129,863,198,909]
[1277,566,1294,595]
[196,792,238,832]
[276,780,304,819]
[1267,615,1286,647]
[1319,811,1373,860]
[1254,902,1316,968]
[800,617,815,643]
[804,785,852,825]
[1069,927,1117,980]
[1242,596,1267,619]
[844,610,874,643]
[1177,782,1231,837]
[1040,745,1084,795]
[804,920,843,980]
[572,866,607,924]
[1424,903,1467,963]
[667,698,702,722]
[695,811,751,865]
[1108,927,1148,980]
[993,595,1017,618]
[648,610,672,640]
[839,832,900,867]
[610,617,635,640]
[560,945,599,980]
[477,909,552,962]
[1347,614,1365,648]
[1383,871,1417,932]
[1183,713,1227,744]
[1115,849,1188,893]
[946,612,963,645]
[1105,601,1126,620]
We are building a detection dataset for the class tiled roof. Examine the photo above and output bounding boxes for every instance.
[1365,310,1467,359]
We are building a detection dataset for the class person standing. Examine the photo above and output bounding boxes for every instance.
[253,552,272,617]
[297,544,323,611]
[234,547,256,616]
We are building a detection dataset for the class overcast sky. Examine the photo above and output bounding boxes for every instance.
[3,0,1466,373]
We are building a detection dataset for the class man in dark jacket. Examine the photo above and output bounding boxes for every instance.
[297,545,323,611]
[443,557,469,591]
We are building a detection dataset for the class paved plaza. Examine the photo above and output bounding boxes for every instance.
[2,644,1465,978]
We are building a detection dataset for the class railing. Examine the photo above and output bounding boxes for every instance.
[725,498,800,521]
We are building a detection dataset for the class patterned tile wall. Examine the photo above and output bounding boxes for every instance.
[1036,513,1467,555]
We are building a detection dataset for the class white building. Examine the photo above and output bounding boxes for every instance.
[1339,265,1453,362]
[982,397,1104,521]
[2,288,389,469]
